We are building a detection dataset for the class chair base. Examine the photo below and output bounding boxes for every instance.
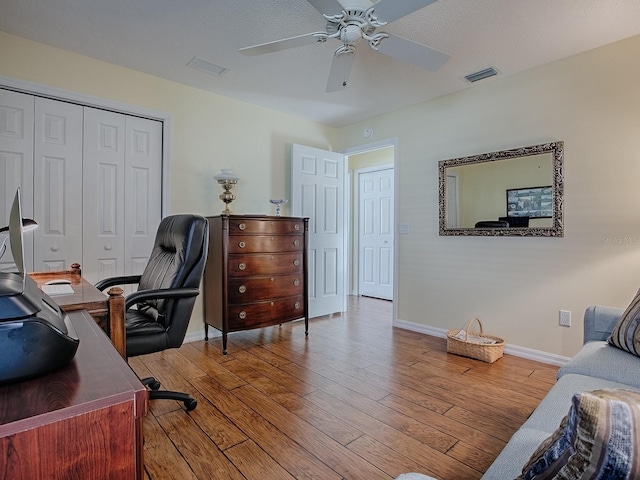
[142,377,197,411]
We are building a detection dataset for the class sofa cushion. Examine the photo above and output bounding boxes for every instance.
[518,389,640,480]
[557,341,640,389]
[608,289,640,357]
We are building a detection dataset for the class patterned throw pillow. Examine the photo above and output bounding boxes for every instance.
[518,389,640,480]
[608,289,640,357]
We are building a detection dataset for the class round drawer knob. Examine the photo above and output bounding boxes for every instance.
[271,277,275,282]
[270,302,274,306]
[238,262,246,270]
[294,224,300,230]
[51,244,59,252]
[238,285,246,293]
[293,279,299,286]
[270,236,274,241]
[104,244,112,251]
[238,223,246,230]
[293,240,300,247]
[238,241,246,248]
[293,259,300,266]
[270,255,274,260]
[294,302,301,309]
[239,311,247,319]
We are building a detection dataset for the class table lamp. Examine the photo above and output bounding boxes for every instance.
[214,169,239,214]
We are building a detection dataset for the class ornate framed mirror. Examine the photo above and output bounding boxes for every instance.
[438,141,564,237]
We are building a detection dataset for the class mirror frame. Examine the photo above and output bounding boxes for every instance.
[438,141,564,237]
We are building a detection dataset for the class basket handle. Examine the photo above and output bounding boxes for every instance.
[461,317,483,340]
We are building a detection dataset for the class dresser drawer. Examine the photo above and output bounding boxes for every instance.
[228,296,305,329]
[229,218,305,235]
[227,235,303,254]
[228,274,303,303]
[228,252,302,276]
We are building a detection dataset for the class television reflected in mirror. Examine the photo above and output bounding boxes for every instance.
[438,142,564,237]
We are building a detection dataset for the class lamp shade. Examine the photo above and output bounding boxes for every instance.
[214,169,239,182]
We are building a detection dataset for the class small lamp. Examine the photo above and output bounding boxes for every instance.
[213,169,239,214]
[0,218,38,259]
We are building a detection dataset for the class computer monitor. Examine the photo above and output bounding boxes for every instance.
[9,188,26,279]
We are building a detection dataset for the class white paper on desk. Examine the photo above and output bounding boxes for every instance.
[41,284,75,296]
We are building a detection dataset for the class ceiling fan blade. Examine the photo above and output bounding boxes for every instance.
[371,0,438,24]
[240,32,326,56]
[307,0,345,15]
[376,34,450,71]
[326,49,356,93]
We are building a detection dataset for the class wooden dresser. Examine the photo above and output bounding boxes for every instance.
[204,215,309,354]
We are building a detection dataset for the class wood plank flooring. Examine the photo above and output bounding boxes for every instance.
[131,296,558,480]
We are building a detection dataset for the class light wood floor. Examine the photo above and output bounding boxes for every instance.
[131,296,558,480]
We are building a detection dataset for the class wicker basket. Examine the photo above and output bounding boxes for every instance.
[446,317,504,363]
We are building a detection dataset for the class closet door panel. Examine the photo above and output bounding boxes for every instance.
[83,107,126,283]
[0,89,34,270]
[125,116,162,277]
[33,98,83,271]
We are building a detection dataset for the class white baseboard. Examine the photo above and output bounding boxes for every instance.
[184,318,570,367]
[393,318,570,367]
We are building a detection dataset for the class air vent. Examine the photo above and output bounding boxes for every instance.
[464,67,498,83]
[187,57,227,76]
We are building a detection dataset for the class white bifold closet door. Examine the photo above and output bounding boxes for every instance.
[0,88,162,280]
[33,97,84,272]
[82,107,162,284]
[0,90,34,270]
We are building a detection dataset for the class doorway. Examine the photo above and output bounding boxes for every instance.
[346,143,396,303]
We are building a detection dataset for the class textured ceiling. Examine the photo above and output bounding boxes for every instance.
[2,0,640,127]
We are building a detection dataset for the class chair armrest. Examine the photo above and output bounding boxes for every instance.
[95,275,142,291]
[125,287,200,310]
[583,305,624,343]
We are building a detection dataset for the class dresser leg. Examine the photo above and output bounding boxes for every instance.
[204,323,209,341]
[305,317,309,336]
[222,333,228,355]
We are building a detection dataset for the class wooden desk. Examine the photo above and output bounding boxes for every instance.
[29,264,126,358]
[0,310,148,479]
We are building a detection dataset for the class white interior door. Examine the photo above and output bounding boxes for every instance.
[33,97,83,271]
[358,167,394,300]
[291,144,347,318]
[82,107,126,283]
[0,90,34,270]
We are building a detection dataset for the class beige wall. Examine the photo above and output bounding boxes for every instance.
[0,32,339,336]
[337,34,640,358]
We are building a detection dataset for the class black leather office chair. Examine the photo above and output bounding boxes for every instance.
[95,214,209,411]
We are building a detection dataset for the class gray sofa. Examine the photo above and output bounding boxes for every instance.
[397,305,640,480]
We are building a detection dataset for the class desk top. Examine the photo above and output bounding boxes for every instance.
[0,311,147,434]
[29,270,107,312]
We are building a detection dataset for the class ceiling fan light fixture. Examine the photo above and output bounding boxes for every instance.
[340,24,363,45]
[464,67,499,83]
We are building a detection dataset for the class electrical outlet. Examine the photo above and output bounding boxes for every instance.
[559,310,571,327]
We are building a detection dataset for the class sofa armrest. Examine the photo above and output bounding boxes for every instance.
[583,305,624,343]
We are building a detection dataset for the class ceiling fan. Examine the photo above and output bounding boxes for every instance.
[239,0,450,92]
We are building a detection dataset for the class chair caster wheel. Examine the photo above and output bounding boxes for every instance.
[149,380,161,391]
[184,398,197,411]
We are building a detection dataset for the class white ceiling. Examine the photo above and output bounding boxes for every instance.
[2,0,640,127]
